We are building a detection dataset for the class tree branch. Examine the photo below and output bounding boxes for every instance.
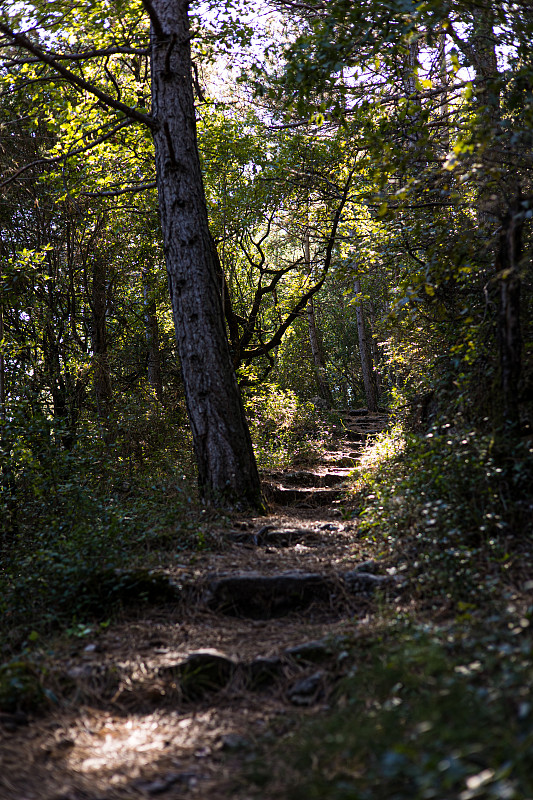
[3,46,149,66]
[0,21,155,129]
[242,168,355,358]
[79,182,157,198]
[0,119,133,190]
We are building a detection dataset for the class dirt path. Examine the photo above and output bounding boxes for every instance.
[0,411,392,800]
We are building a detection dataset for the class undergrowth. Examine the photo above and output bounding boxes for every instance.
[244,386,327,469]
[0,387,328,647]
[0,402,200,647]
[247,616,533,800]
[349,420,533,606]
[240,406,533,800]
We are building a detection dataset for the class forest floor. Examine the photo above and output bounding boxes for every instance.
[0,410,394,800]
[1,410,532,800]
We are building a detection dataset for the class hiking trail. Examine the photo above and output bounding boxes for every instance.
[0,409,399,800]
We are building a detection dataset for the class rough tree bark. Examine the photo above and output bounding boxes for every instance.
[353,278,378,412]
[368,301,382,398]
[148,0,263,509]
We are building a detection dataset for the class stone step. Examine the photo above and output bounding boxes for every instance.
[263,470,349,488]
[344,423,386,431]
[57,635,358,711]
[225,523,344,548]
[324,456,358,467]
[203,569,397,618]
[57,648,320,710]
[204,571,337,617]
[342,430,367,443]
[340,409,389,420]
[264,485,345,507]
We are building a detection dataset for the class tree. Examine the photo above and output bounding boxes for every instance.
[353,278,379,412]
[269,0,532,433]
[0,0,264,508]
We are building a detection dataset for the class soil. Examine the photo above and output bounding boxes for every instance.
[0,411,395,800]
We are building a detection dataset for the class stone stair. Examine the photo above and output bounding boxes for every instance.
[0,408,398,800]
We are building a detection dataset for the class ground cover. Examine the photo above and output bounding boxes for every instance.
[0,409,531,800]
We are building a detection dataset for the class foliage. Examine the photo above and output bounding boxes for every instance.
[350,421,533,604]
[0,398,198,644]
[244,385,326,469]
[247,618,533,800]
[0,659,48,713]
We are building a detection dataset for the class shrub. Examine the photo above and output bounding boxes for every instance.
[244,385,326,469]
[0,401,197,644]
[351,420,533,604]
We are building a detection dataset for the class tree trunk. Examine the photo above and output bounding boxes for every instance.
[307,297,333,405]
[142,266,163,401]
[0,284,4,420]
[368,302,382,398]
[402,39,420,151]
[438,33,450,155]
[91,256,112,417]
[468,10,522,433]
[471,7,501,223]
[304,230,333,404]
[149,0,263,509]
[354,279,378,412]
[497,206,522,431]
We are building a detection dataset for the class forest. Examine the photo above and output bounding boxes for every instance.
[0,0,532,798]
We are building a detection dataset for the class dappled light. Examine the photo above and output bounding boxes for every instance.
[1,0,533,797]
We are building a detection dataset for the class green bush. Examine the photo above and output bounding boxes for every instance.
[247,621,533,800]
[352,421,533,604]
[0,402,196,642]
[244,385,326,469]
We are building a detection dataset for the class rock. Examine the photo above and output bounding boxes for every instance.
[233,521,253,530]
[133,773,184,795]
[265,485,345,507]
[225,527,320,548]
[65,663,105,680]
[265,471,347,488]
[263,529,322,547]
[158,650,236,699]
[246,657,283,688]
[205,572,336,618]
[284,640,332,663]
[352,560,378,573]
[288,671,325,705]
[343,571,393,595]
[344,431,365,442]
